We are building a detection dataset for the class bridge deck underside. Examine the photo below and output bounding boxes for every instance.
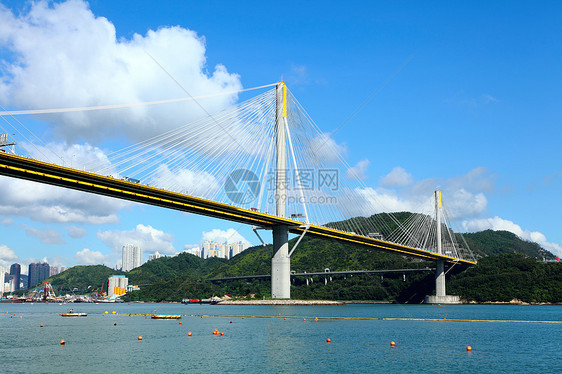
[0,153,476,266]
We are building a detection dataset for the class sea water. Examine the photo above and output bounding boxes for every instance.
[0,303,560,373]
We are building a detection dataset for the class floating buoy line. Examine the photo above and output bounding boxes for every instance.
[4,312,561,324]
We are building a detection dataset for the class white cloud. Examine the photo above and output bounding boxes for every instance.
[152,164,220,198]
[0,177,124,224]
[445,166,494,193]
[461,216,562,258]
[1,218,13,225]
[201,228,251,246]
[28,141,115,172]
[444,188,487,219]
[346,159,370,180]
[74,248,109,265]
[0,244,18,261]
[23,225,66,244]
[0,0,242,142]
[307,133,347,163]
[380,166,413,188]
[98,224,176,255]
[0,244,18,269]
[342,167,492,220]
[67,226,87,239]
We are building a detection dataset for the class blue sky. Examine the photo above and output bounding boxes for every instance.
[0,0,561,272]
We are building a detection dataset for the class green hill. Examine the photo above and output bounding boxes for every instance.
[126,252,227,285]
[449,253,561,302]
[41,213,560,303]
[462,230,555,259]
[46,265,123,293]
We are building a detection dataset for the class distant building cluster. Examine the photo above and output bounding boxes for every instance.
[1,262,69,295]
[121,244,142,272]
[148,251,165,261]
[200,241,246,260]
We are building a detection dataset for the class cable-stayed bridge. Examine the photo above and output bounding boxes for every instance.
[0,82,476,302]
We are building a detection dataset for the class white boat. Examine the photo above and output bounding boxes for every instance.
[61,312,87,317]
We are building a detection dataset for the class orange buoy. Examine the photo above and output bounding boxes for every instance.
[314,317,318,321]
[284,318,286,320]
[242,317,244,319]
[60,339,66,345]
[326,338,331,343]
[229,321,232,323]
[466,346,472,352]
[390,341,396,347]
[179,322,182,325]
[40,325,44,328]
[303,318,306,321]
[188,332,192,337]
[220,332,224,336]
[138,336,143,341]
[20,316,22,319]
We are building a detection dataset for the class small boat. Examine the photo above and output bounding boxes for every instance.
[151,314,182,320]
[182,296,223,305]
[61,313,87,317]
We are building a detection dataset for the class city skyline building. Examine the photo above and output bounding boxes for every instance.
[28,263,50,289]
[122,244,142,272]
[148,251,165,261]
[50,266,61,277]
[0,266,5,296]
[200,241,246,260]
[9,263,21,291]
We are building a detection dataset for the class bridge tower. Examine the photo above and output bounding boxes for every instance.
[425,190,461,304]
[271,82,291,298]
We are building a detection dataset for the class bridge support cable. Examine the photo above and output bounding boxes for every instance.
[288,224,310,258]
[252,226,268,247]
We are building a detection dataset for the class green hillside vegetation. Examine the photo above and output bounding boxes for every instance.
[462,230,555,259]
[40,213,560,303]
[127,252,227,285]
[449,253,561,303]
[123,227,559,303]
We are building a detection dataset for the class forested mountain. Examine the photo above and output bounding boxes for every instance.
[41,213,559,303]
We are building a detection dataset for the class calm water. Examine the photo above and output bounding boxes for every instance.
[0,303,560,373]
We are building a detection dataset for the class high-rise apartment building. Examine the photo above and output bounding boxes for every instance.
[0,266,5,296]
[49,266,61,277]
[9,263,21,291]
[28,263,50,289]
[122,244,142,272]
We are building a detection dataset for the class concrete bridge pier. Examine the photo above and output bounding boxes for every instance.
[271,225,291,298]
[424,260,460,304]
